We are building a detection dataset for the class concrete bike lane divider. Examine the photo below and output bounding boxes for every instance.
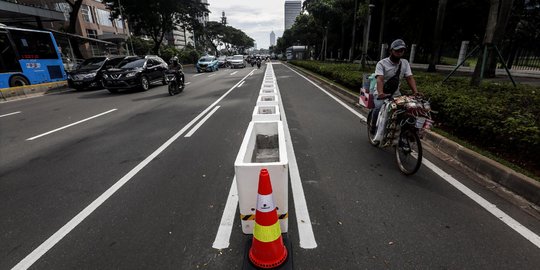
[213,63,317,252]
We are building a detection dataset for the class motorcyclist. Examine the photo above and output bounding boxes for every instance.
[168,56,184,85]
[371,39,418,142]
[256,56,262,69]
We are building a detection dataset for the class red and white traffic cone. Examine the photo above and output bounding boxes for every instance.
[249,169,288,269]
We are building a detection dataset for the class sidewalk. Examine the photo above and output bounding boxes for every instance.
[285,62,540,210]
[0,81,70,102]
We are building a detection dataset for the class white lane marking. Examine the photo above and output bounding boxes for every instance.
[284,63,540,250]
[284,65,366,122]
[212,177,239,249]
[12,70,257,270]
[423,159,540,249]
[26,109,117,141]
[184,106,220,137]
[185,82,191,85]
[193,73,203,77]
[230,71,238,75]
[0,111,21,118]
[237,81,245,88]
[208,74,216,78]
[275,71,317,249]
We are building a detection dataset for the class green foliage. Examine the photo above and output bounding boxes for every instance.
[108,0,209,54]
[290,60,370,90]
[128,37,154,56]
[290,60,540,173]
[178,47,200,64]
[201,21,254,55]
[158,46,200,64]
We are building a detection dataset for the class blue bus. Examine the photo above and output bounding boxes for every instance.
[0,25,67,88]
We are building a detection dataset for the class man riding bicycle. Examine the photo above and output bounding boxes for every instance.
[371,39,419,142]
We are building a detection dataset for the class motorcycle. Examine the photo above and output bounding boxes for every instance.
[256,59,261,69]
[165,70,185,96]
[366,95,434,175]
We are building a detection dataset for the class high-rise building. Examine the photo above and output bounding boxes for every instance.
[284,1,301,30]
[270,31,276,46]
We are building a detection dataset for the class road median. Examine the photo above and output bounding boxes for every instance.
[0,81,69,102]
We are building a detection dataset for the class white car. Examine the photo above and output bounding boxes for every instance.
[229,55,246,69]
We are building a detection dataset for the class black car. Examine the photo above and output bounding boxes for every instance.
[102,56,168,93]
[67,56,125,91]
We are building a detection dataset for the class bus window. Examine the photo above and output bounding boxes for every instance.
[0,32,20,72]
[10,30,57,59]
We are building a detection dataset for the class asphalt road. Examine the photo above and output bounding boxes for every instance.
[0,62,539,269]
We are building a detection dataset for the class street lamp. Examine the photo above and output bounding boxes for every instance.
[361,3,375,69]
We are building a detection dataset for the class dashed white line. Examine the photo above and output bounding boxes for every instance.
[0,111,21,118]
[26,109,117,141]
[284,63,540,250]
[237,81,245,88]
[184,106,220,137]
[193,73,203,77]
[208,74,216,77]
[12,69,257,270]
[230,71,238,75]
[185,82,191,85]
[212,177,239,249]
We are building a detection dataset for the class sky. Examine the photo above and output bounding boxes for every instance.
[207,0,297,49]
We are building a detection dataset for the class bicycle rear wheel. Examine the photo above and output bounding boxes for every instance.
[395,128,422,175]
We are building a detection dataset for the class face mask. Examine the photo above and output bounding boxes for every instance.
[390,53,401,63]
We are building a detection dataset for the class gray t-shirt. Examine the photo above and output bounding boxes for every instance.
[375,58,413,93]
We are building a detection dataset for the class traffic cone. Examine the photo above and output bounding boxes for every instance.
[249,169,288,269]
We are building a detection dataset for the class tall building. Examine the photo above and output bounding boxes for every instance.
[284,1,302,30]
[270,31,276,46]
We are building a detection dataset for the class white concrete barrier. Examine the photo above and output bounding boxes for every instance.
[260,88,277,95]
[256,94,279,106]
[234,121,288,234]
[252,105,280,121]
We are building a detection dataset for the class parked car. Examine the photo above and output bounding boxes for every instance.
[229,54,246,69]
[217,56,229,68]
[102,55,168,93]
[67,56,125,91]
[196,56,219,72]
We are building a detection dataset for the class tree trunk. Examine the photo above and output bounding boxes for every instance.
[66,0,84,59]
[471,0,500,86]
[485,0,515,77]
[427,0,448,72]
[378,0,387,60]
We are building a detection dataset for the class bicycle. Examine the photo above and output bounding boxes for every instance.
[366,94,434,175]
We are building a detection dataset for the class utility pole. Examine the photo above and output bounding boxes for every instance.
[349,0,358,62]
[221,11,227,25]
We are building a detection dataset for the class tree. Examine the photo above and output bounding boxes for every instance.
[201,21,254,55]
[62,0,84,59]
[471,0,515,86]
[427,0,448,72]
[108,0,209,54]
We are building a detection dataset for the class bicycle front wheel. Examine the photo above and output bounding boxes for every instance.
[395,128,422,175]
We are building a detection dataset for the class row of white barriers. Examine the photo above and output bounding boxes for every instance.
[234,64,290,234]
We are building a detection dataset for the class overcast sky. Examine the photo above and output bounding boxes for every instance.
[207,0,299,49]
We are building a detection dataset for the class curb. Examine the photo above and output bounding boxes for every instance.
[284,62,540,206]
[0,81,70,102]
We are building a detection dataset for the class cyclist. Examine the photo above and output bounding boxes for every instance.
[371,39,419,142]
